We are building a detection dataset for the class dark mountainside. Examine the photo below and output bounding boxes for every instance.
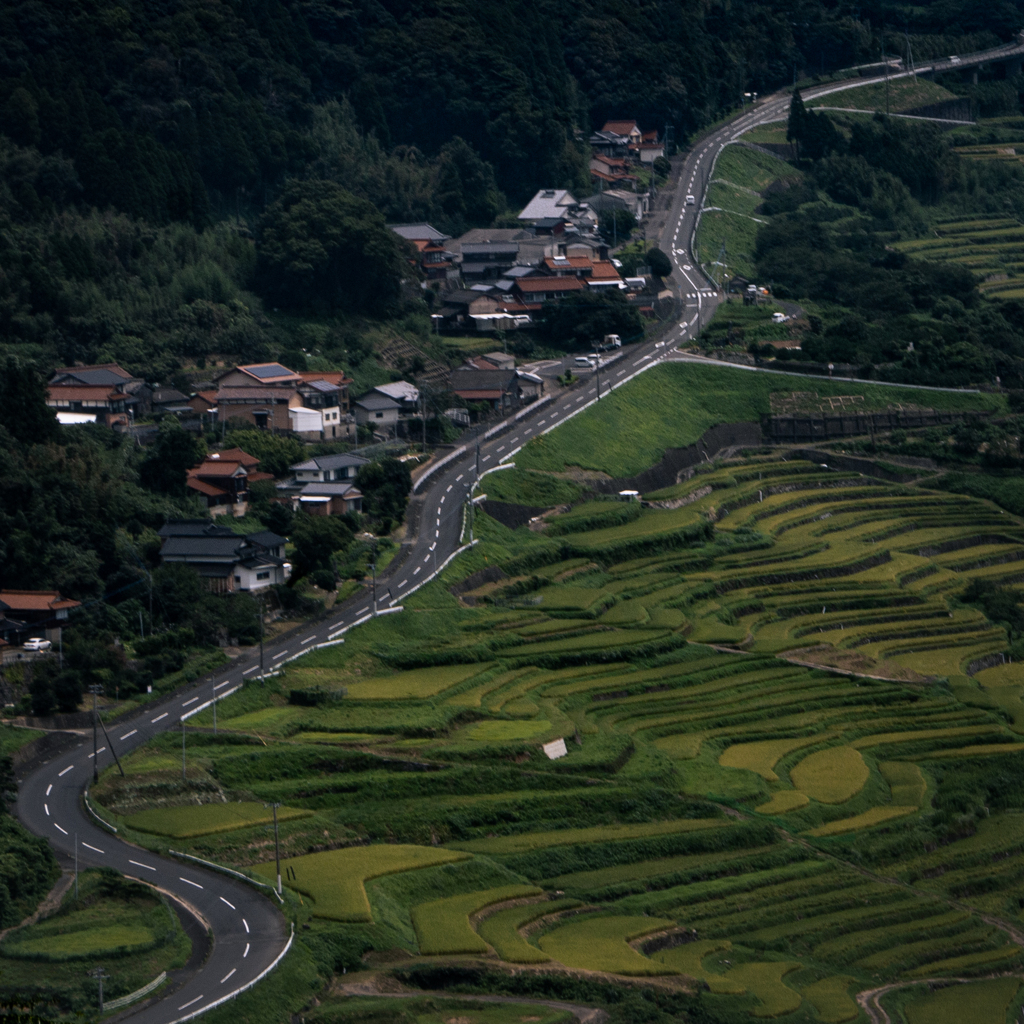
[0,0,1019,379]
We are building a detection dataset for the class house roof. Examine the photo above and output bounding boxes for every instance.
[461,242,519,256]
[217,386,297,401]
[46,386,127,403]
[518,189,578,222]
[375,381,419,404]
[152,387,188,404]
[210,448,260,467]
[189,461,246,478]
[443,289,497,308]
[591,260,623,280]
[389,223,448,243]
[298,372,351,387]
[0,590,81,613]
[544,255,593,271]
[159,520,236,538]
[187,477,231,499]
[514,277,585,293]
[592,154,628,168]
[451,368,517,392]
[354,393,402,411]
[290,453,370,473]
[233,362,303,384]
[50,363,135,386]
[191,390,218,406]
[246,531,287,549]
[301,379,340,394]
[299,482,363,497]
[602,120,639,135]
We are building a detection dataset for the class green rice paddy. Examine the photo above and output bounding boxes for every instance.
[91,425,1024,1020]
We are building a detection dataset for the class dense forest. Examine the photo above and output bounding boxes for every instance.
[1,0,1022,378]
[751,98,1024,387]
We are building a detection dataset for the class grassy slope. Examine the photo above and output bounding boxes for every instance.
[695,145,799,280]
[808,77,956,113]
[515,361,1003,477]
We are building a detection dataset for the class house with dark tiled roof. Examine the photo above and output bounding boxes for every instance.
[450,367,520,414]
[47,362,151,426]
[158,521,290,593]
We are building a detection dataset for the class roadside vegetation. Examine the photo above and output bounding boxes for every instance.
[0,869,190,1018]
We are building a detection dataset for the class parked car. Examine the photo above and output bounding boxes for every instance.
[23,638,51,652]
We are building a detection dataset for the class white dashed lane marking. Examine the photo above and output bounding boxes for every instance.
[221,969,236,984]
[244,942,250,958]
[130,859,156,871]
[46,784,51,796]
[220,896,236,910]
[182,697,198,706]
[120,729,137,741]
[55,823,68,834]
[58,766,73,777]
[152,712,169,722]
[82,842,104,854]
[180,877,203,889]
[272,651,288,661]
[44,804,49,815]
[179,996,204,1011]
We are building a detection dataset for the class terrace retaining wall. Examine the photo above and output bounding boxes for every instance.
[767,409,987,443]
[591,421,763,495]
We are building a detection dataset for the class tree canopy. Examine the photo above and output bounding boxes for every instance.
[257,180,407,315]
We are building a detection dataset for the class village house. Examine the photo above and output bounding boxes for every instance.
[186,447,274,517]
[353,392,402,435]
[389,223,459,281]
[0,590,81,646]
[47,362,151,427]
[450,367,521,415]
[158,521,290,593]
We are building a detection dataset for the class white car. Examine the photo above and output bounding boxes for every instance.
[949,55,961,64]
[685,194,696,205]
[23,638,51,652]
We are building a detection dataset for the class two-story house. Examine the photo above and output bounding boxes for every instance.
[277,453,369,515]
[186,448,274,517]
[47,362,150,427]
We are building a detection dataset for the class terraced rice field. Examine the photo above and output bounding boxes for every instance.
[894,215,1024,299]
[100,440,1024,1018]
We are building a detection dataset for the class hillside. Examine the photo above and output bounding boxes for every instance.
[0,0,1021,382]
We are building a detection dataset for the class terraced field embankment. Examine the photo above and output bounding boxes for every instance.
[92,444,1024,1023]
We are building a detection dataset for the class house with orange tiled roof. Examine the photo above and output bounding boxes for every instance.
[0,590,80,645]
[187,448,273,517]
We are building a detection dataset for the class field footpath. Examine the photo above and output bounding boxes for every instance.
[856,972,1024,1024]
[335,975,610,1024]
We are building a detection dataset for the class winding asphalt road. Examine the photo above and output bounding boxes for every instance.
[13,53,1016,1022]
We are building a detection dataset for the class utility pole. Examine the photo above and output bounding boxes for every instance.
[181,720,187,782]
[88,684,102,783]
[594,355,601,401]
[265,803,282,895]
[370,546,377,615]
[74,832,78,899]
[212,682,217,736]
[89,968,109,1013]
[257,594,265,683]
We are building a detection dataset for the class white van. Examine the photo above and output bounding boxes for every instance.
[574,355,596,368]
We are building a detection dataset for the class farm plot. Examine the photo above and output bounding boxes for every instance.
[87,440,1024,1021]
[537,915,677,975]
[411,885,542,954]
[252,845,470,921]
[126,802,312,838]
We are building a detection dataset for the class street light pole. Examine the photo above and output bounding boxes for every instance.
[181,720,186,782]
